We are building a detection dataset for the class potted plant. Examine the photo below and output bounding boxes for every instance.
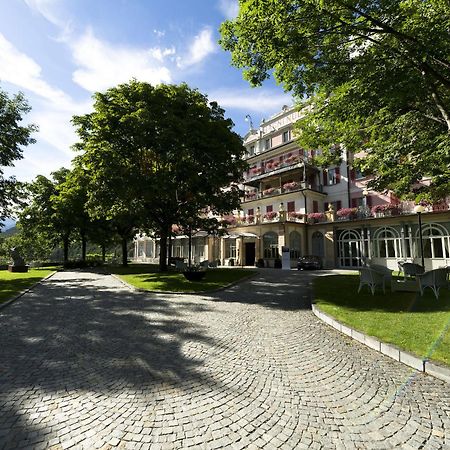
[336,207,358,220]
[307,212,325,223]
[221,216,237,226]
[246,215,255,223]
[282,181,300,192]
[183,265,207,281]
[262,187,276,196]
[371,203,398,217]
[263,211,278,221]
[288,211,303,221]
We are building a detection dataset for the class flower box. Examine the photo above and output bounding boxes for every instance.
[263,211,278,221]
[282,181,300,191]
[288,212,304,221]
[336,207,358,219]
[262,187,277,196]
[307,212,326,223]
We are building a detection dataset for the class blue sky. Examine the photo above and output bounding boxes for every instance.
[0,0,292,183]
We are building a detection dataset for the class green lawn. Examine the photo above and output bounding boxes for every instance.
[0,267,58,304]
[110,264,256,293]
[314,274,450,367]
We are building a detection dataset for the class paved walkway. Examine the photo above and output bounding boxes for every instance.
[0,270,449,449]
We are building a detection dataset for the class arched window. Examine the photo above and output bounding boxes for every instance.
[263,232,279,258]
[312,231,324,257]
[373,227,401,258]
[415,223,450,259]
[337,229,363,267]
[289,231,301,259]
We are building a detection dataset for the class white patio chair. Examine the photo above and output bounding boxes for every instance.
[358,267,386,295]
[175,260,187,271]
[368,264,393,283]
[398,262,424,280]
[417,268,448,299]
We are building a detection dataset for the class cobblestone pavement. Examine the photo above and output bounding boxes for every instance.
[0,269,449,450]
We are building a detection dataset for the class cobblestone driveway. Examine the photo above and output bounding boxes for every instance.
[0,270,449,449]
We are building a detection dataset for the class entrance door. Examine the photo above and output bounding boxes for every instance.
[245,242,256,266]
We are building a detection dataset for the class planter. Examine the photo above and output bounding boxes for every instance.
[183,271,206,282]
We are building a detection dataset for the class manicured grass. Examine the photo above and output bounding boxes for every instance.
[0,267,58,304]
[314,274,450,367]
[110,264,257,293]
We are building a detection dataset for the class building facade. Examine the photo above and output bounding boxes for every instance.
[134,106,450,270]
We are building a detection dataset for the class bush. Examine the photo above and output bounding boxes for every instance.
[274,258,282,268]
[256,258,265,268]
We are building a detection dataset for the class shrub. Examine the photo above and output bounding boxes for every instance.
[263,211,278,220]
[336,207,358,218]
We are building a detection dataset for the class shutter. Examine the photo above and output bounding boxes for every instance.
[313,200,319,213]
[324,202,329,211]
[335,167,341,183]
[351,198,358,208]
[350,169,356,182]
[287,201,295,212]
[323,170,328,185]
[366,196,372,207]
[299,149,304,156]
[248,208,254,216]
[266,205,273,213]
[337,200,342,210]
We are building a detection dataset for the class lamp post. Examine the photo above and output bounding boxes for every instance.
[413,205,425,268]
[187,217,194,267]
[362,188,369,207]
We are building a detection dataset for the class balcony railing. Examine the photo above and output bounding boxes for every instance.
[243,182,321,202]
[245,159,305,182]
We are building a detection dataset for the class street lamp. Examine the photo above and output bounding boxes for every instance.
[362,187,369,207]
[413,204,425,268]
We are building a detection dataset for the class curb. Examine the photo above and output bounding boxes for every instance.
[0,271,58,311]
[109,271,258,295]
[311,304,450,384]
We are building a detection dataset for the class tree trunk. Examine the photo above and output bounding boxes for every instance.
[81,232,87,262]
[101,244,106,262]
[121,237,128,267]
[63,236,69,265]
[159,229,168,272]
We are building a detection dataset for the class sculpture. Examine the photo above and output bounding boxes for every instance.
[8,248,28,272]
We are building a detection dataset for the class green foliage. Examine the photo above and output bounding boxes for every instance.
[0,87,37,225]
[220,1,450,200]
[73,81,247,270]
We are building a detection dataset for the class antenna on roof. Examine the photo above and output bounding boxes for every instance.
[244,114,254,131]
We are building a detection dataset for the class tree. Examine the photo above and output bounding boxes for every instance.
[220,0,450,200]
[0,87,37,227]
[20,169,74,264]
[73,81,246,270]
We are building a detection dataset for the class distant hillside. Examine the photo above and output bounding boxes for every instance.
[1,226,18,237]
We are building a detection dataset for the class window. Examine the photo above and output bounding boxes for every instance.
[226,239,237,258]
[248,145,255,156]
[266,205,273,213]
[263,232,279,258]
[373,227,401,258]
[324,167,341,185]
[289,231,301,259]
[265,138,271,150]
[282,130,291,143]
[337,229,364,267]
[415,224,450,259]
[287,201,295,212]
[248,208,254,216]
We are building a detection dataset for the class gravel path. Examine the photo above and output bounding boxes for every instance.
[0,269,449,449]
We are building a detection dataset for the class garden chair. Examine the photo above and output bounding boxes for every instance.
[175,260,187,271]
[199,260,209,268]
[398,262,424,280]
[417,268,448,299]
[368,263,393,283]
[358,267,386,295]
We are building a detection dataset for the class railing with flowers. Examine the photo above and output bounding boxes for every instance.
[287,212,305,222]
[241,215,255,225]
[336,207,358,220]
[262,187,281,197]
[263,211,279,222]
[282,181,301,192]
[307,212,326,223]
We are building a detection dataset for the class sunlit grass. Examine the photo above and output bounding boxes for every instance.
[314,274,450,367]
[0,267,59,304]
[111,265,256,293]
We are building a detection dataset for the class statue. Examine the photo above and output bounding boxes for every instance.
[8,247,28,272]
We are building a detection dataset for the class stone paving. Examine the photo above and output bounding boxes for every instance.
[0,269,449,449]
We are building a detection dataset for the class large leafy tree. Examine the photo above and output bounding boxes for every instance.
[73,81,246,270]
[220,0,450,200]
[0,87,37,226]
[20,169,75,264]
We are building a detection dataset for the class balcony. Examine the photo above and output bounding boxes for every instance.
[243,182,323,203]
[244,158,305,183]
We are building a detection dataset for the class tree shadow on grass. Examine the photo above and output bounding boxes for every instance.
[0,272,232,448]
[314,275,450,313]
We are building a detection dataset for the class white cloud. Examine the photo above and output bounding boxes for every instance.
[218,0,239,19]
[23,0,72,35]
[209,88,292,112]
[177,27,217,68]
[0,33,72,106]
[71,28,173,92]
